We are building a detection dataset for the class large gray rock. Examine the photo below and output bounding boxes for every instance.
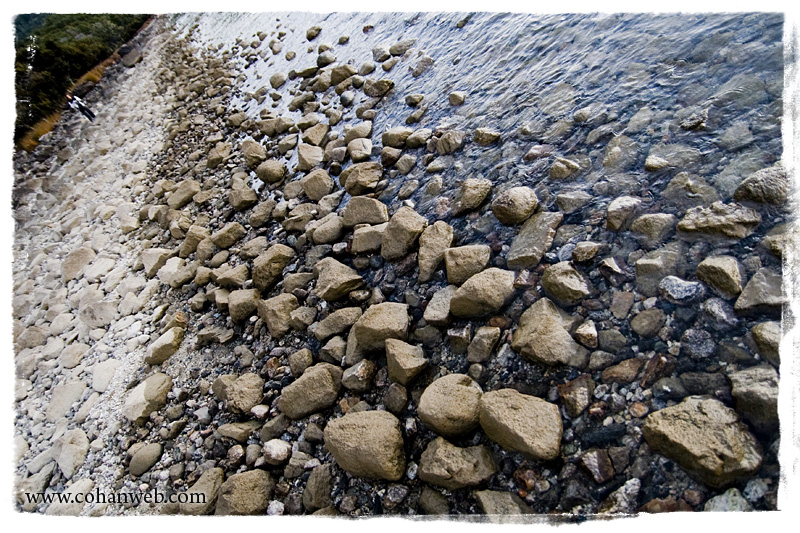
[141,248,173,278]
[677,202,761,242]
[215,469,274,515]
[605,196,641,231]
[418,221,454,282]
[258,293,299,338]
[62,247,96,282]
[419,437,497,490]
[733,163,788,205]
[46,381,87,422]
[453,178,492,215]
[144,327,184,365]
[729,365,779,433]
[340,161,382,195]
[418,374,483,437]
[643,396,762,488]
[751,321,781,365]
[661,172,720,209]
[381,206,427,261]
[506,211,563,270]
[123,373,172,424]
[279,363,342,419]
[449,268,515,318]
[696,255,747,299]
[300,169,334,201]
[734,268,784,316]
[313,257,364,301]
[324,410,405,480]
[512,298,588,367]
[423,285,456,326]
[129,443,162,476]
[53,428,89,479]
[635,242,684,297]
[630,213,677,249]
[479,389,562,460]
[253,244,295,292]
[228,289,260,323]
[491,187,538,225]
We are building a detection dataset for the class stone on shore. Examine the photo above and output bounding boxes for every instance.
[418,374,483,437]
[313,257,364,301]
[506,211,563,270]
[324,410,405,480]
[418,221,454,282]
[449,268,515,318]
[381,206,427,261]
[279,363,342,419]
[385,339,428,385]
[144,326,184,365]
[123,373,172,424]
[253,244,295,292]
[491,187,538,225]
[479,389,562,460]
[419,437,497,490]
[215,470,274,515]
[512,297,588,367]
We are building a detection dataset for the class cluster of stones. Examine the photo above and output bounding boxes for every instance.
[12,13,786,517]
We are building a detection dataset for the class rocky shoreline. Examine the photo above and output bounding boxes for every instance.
[12,13,788,516]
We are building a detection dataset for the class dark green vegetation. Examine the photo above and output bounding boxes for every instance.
[14,13,150,142]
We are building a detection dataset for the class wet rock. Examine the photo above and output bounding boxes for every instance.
[635,242,684,297]
[696,255,746,299]
[385,339,428,385]
[313,257,364,301]
[449,268,515,318]
[297,143,324,171]
[662,172,720,209]
[474,490,532,515]
[729,364,779,433]
[418,374,483,437]
[453,178,492,215]
[734,268,784,316]
[423,285,456,326]
[324,410,405,480]
[364,78,394,97]
[677,202,761,242]
[606,196,641,231]
[556,190,592,214]
[491,186,538,225]
[419,437,497,490]
[123,372,171,424]
[437,130,465,155]
[303,464,333,512]
[256,160,286,183]
[580,449,615,484]
[658,276,706,305]
[381,206,427,261]
[512,297,588,367]
[630,213,676,249]
[601,358,645,384]
[215,470,274,515]
[643,396,762,488]
[342,196,389,227]
[342,359,377,391]
[733,163,787,205]
[630,308,665,338]
[350,302,409,353]
[479,389,562,460]
[541,262,592,307]
[279,363,342,419]
[751,321,780,365]
[145,326,184,365]
[340,161,382,195]
[448,91,466,105]
[444,245,491,285]
[506,211,563,270]
[418,221,454,282]
[571,241,602,263]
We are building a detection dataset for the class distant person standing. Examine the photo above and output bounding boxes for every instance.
[66,94,95,122]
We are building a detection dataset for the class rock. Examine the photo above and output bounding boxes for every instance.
[45,478,94,516]
[53,428,89,479]
[657,276,705,306]
[385,339,428,385]
[474,127,500,146]
[733,163,788,205]
[219,421,261,442]
[381,206,427,261]
[313,257,364,301]
[437,130,465,155]
[341,358,377,392]
[351,222,387,253]
[606,196,641,231]
[263,439,292,465]
[630,214,677,249]
[558,374,595,418]
[418,221,454,282]
[448,91,467,105]
[256,160,286,183]
[304,464,333,511]
[340,161,382,195]
[180,467,223,515]
[382,126,414,148]
[479,389,562,460]
[467,326,501,363]
[179,225,211,258]
[348,138,373,162]
[342,196,389,226]
[751,321,781,365]
[144,326,184,365]
[696,256,747,300]
[643,396,762,488]
[130,443,162,476]
[419,437,496,490]
[729,364,779,433]
[423,285,457,326]
[297,143,324,171]
[313,307,362,341]
[258,293,299,338]
[300,169,333,201]
[279,363,342,419]
[207,142,232,168]
[92,359,119,392]
[491,187,538,225]
[474,490,532,515]
[79,300,117,328]
[418,374,483,437]
[556,190,592,214]
[635,242,684,297]
[62,247,96,282]
[350,302,409,352]
[324,410,405,480]
[253,244,295,292]
[168,179,201,209]
[541,262,592,307]
[734,268,784,316]
[662,172,720,209]
[363,78,394,97]
[444,245,491,285]
[123,373,172,424]
[215,470,274,515]
[227,373,265,413]
[704,488,753,512]
[210,222,246,249]
[46,381,86,422]
[449,268,515,318]
[512,297,589,367]
[506,211,563,270]
[677,202,761,242]
[630,308,666,338]
[454,178,492,215]
[601,358,645,384]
